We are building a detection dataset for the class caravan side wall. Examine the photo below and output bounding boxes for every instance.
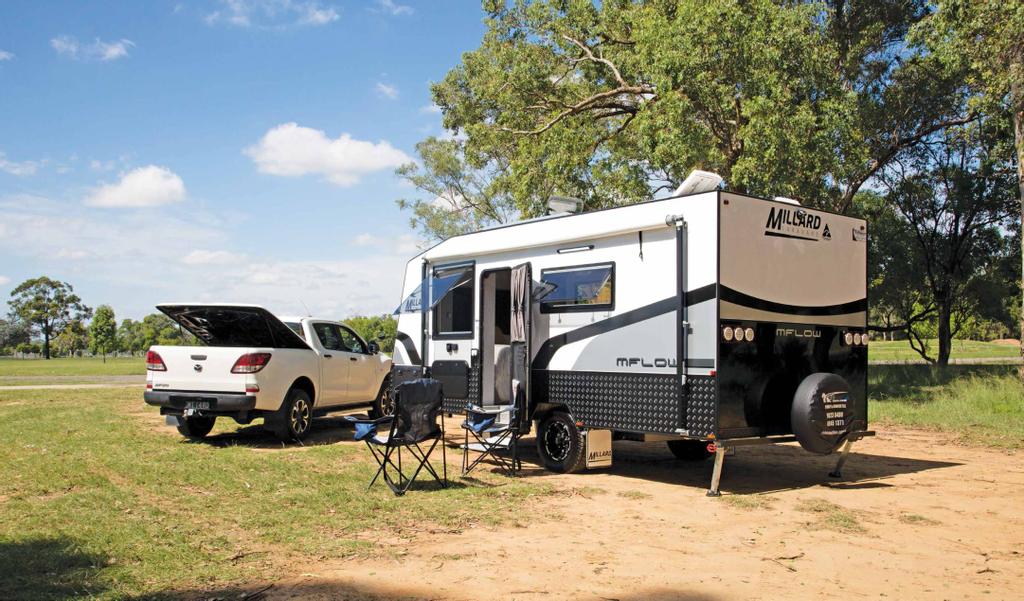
[716,193,869,439]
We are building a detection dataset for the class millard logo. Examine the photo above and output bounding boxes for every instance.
[764,206,830,242]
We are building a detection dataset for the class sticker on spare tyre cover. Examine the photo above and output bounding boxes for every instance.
[821,391,850,436]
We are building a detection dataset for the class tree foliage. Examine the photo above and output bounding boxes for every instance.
[342,315,397,353]
[403,0,969,238]
[7,277,92,360]
[88,305,118,362]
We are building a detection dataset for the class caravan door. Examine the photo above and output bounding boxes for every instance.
[510,262,532,430]
[427,261,476,406]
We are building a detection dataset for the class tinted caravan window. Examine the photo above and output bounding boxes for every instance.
[431,263,474,336]
[539,263,614,313]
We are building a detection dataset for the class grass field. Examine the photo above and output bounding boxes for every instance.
[0,387,549,600]
[0,356,144,377]
[868,339,1020,362]
[869,364,1024,448]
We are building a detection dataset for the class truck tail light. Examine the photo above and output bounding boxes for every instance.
[231,353,272,374]
[146,350,167,371]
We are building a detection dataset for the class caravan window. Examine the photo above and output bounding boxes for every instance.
[431,263,475,337]
[539,263,614,313]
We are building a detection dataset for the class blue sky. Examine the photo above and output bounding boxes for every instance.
[0,0,484,320]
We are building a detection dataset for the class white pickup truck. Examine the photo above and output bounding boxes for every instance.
[143,304,393,442]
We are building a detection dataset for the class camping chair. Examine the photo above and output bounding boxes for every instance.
[346,378,447,495]
[461,380,524,477]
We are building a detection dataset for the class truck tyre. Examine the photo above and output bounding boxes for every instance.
[371,376,394,419]
[536,412,586,473]
[177,415,216,439]
[666,439,713,461]
[791,372,854,454]
[274,388,313,442]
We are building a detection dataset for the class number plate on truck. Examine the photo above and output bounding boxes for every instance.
[185,401,211,411]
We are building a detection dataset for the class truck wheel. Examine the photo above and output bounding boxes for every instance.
[536,412,586,473]
[666,439,713,461]
[274,388,313,442]
[177,415,216,439]
[371,376,394,418]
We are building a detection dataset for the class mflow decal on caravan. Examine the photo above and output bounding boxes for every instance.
[389,178,871,495]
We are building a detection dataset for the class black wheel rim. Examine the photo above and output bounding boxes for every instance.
[543,420,572,463]
[290,397,310,435]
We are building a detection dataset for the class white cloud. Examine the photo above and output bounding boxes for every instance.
[0,152,39,176]
[182,250,246,265]
[244,122,411,187]
[50,36,134,61]
[419,103,442,114]
[375,81,399,99]
[375,0,413,16]
[0,50,14,61]
[354,233,378,246]
[85,165,187,208]
[205,0,339,28]
[0,275,10,286]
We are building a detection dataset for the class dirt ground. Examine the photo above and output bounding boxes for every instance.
[182,426,1023,601]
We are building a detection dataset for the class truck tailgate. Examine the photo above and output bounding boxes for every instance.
[149,346,251,393]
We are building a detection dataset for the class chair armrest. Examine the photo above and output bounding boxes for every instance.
[466,404,511,416]
[345,415,394,426]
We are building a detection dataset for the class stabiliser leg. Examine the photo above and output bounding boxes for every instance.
[829,439,854,478]
[707,444,727,497]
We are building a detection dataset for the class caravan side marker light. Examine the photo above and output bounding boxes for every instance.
[744,327,755,342]
[844,332,854,345]
[557,245,594,254]
[707,442,717,453]
[709,370,716,377]
[723,327,734,341]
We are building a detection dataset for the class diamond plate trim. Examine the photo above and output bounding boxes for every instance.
[533,370,682,434]
[442,364,480,414]
[684,375,717,437]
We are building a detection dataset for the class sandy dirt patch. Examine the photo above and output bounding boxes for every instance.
[160,426,1022,601]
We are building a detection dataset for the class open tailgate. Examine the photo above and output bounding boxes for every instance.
[157,304,311,350]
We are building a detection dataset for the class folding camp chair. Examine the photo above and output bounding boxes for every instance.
[347,378,447,495]
[461,402,522,476]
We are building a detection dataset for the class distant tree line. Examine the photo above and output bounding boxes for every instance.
[3,276,398,359]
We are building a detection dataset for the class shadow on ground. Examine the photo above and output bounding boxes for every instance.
[135,580,723,601]
[0,537,112,600]
[493,436,960,496]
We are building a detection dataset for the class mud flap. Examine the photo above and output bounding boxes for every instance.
[585,429,613,469]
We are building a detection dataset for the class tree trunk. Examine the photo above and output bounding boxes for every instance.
[43,326,50,360]
[937,299,952,367]
[1013,74,1024,381]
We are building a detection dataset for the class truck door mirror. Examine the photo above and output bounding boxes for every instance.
[368,341,380,355]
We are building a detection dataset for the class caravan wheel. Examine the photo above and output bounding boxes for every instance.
[536,412,586,473]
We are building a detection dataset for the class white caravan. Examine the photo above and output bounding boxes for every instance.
[392,190,872,494]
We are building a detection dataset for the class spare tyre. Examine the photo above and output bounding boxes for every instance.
[791,373,854,454]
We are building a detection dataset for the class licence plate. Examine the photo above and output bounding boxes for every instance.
[185,401,211,411]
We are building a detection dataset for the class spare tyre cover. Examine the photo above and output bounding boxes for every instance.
[791,373,854,454]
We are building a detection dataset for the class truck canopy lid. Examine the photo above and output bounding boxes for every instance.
[156,304,311,349]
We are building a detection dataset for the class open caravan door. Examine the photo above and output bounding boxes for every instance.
[510,263,531,430]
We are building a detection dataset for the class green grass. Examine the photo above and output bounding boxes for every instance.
[0,388,549,600]
[0,357,144,377]
[796,499,863,533]
[722,494,775,511]
[869,339,1020,362]
[869,364,1024,448]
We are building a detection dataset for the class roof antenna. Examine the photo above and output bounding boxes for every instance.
[299,299,312,317]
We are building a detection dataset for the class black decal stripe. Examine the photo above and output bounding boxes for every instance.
[764,231,818,242]
[719,286,866,316]
[533,284,716,370]
[394,331,421,365]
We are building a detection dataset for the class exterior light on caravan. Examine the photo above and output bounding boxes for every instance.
[723,326,734,341]
[844,332,854,346]
[853,333,862,346]
[733,326,744,341]
[744,327,755,342]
